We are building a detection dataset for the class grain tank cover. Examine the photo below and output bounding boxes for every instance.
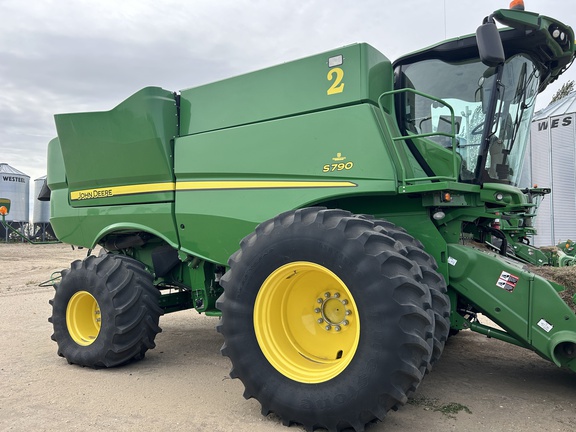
[179,43,393,135]
[54,87,178,207]
[0,163,30,222]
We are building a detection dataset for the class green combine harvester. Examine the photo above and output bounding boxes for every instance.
[43,1,575,430]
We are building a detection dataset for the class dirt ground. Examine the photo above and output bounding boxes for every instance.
[1,243,575,432]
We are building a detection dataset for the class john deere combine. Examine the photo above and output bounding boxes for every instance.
[45,2,576,430]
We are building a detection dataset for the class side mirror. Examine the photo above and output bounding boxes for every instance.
[476,19,505,66]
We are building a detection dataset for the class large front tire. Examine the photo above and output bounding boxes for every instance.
[366,218,450,369]
[217,208,433,431]
[49,254,163,368]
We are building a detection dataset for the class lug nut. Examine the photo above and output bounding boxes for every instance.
[324,292,331,298]
[334,292,340,298]
[343,320,349,326]
[314,308,321,313]
[317,318,324,324]
[342,299,348,305]
[334,326,341,331]
[345,310,352,316]
[317,298,323,303]
[325,325,331,331]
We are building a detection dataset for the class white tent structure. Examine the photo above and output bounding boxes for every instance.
[528,92,576,246]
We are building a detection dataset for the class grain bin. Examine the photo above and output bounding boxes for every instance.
[0,163,29,222]
[33,176,50,223]
[0,163,30,241]
[528,92,576,246]
[31,175,56,241]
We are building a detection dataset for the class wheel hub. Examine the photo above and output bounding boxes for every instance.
[315,292,352,331]
[254,261,360,383]
[66,291,101,346]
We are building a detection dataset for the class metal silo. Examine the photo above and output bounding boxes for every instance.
[528,92,576,246]
[0,163,29,222]
[33,176,50,223]
[32,175,55,241]
[0,163,30,241]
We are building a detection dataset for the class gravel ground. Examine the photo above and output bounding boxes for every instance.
[1,243,575,432]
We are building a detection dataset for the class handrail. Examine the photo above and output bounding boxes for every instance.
[377,88,460,187]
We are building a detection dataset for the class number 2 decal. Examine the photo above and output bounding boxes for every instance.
[327,68,344,95]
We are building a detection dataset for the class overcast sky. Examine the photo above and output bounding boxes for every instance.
[2,0,576,184]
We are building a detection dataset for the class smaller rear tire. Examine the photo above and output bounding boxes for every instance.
[49,254,163,368]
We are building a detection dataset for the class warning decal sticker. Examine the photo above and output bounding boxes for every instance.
[496,271,519,292]
[537,318,553,333]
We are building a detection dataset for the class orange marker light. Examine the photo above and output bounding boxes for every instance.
[443,192,452,202]
[510,0,525,10]
[0,206,7,216]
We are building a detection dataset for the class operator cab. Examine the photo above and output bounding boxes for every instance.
[393,4,575,187]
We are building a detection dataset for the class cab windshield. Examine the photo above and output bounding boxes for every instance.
[396,54,539,185]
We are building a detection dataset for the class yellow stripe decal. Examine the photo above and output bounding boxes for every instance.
[70,182,175,201]
[70,180,356,200]
[176,180,357,191]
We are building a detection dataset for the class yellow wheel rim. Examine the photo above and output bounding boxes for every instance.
[254,262,360,383]
[66,291,101,346]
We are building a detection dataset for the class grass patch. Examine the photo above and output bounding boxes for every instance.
[408,396,472,419]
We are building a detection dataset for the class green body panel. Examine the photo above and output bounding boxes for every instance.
[174,104,397,263]
[448,244,532,341]
[179,43,392,135]
[447,244,576,368]
[48,45,397,253]
[53,87,177,208]
[47,133,180,248]
[47,138,66,191]
[49,188,179,248]
[49,87,180,247]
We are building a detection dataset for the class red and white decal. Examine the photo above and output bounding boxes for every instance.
[496,271,519,292]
